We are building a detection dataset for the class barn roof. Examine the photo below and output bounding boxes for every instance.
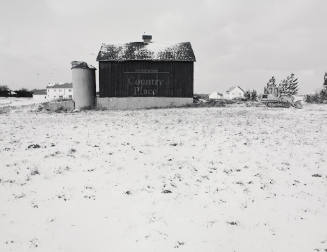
[96,42,196,62]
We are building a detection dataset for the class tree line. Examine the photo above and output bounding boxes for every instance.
[243,73,299,101]
[265,73,299,96]
[244,72,327,103]
[0,85,33,97]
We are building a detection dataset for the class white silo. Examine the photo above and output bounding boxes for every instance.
[71,61,96,109]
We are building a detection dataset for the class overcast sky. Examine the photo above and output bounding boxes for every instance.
[0,0,326,94]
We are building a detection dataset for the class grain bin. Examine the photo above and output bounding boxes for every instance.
[71,61,96,109]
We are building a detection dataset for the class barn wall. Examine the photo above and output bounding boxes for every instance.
[96,97,193,110]
[99,61,193,98]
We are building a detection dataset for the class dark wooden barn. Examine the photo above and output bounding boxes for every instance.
[96,36,196,99]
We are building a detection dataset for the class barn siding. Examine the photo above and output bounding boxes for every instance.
[99,61,193,98]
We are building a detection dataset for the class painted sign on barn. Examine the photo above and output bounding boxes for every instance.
[124,71,169,96]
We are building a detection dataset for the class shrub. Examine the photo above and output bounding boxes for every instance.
[0,85,11,97]
[245,90,258,101]
[306,88,327,103]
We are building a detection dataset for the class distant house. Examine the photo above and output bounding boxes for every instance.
[223,86,245,100]
[9,90,17,97]
[46,83,73,101]
[209,91,223,100]
[209,86,245,100]
[32,89,47,102]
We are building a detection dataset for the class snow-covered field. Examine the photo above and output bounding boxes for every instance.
[0,97,40,108]
[0,105,326,251]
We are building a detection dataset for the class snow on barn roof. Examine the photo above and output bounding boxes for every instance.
[47,83,72,89]
[96,42,196,62]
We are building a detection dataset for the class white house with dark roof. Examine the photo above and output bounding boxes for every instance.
[32,89,47,102]
[46,83,73,101]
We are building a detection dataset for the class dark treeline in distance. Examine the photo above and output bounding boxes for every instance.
[0,85,33,97]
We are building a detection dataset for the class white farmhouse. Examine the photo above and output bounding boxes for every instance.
[209,91,223,100]
[209,86,245,100]
[223,86,245,100]
[46,83,73,101]
[32,89,47,102]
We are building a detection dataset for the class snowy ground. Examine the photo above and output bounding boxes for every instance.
[0,98,40,108]
[0,105,326,251]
